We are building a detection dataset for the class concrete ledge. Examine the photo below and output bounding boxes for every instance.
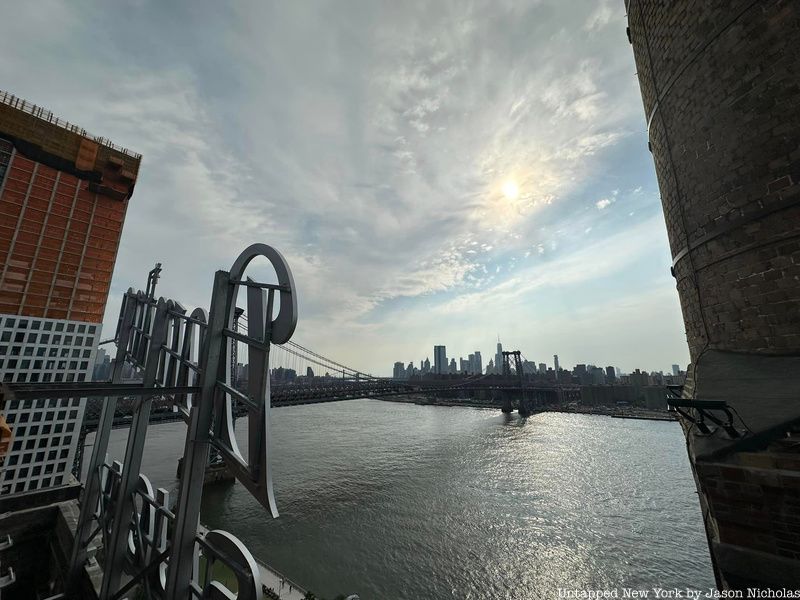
[0,482,80,514]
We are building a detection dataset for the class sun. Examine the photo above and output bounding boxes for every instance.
[502,180,519,200]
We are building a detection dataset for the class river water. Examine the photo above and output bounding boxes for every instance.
[96,399,714,599]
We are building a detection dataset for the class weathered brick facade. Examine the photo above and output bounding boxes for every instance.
[628,0,800,590]
[628,0,800,360]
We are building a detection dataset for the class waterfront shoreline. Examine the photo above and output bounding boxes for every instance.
[375,395,677,422]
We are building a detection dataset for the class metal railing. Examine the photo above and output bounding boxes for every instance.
[0,90,142,160]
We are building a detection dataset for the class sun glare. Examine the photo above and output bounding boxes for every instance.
[502,180,519,200]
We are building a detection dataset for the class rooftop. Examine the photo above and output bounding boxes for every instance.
[0,90,141,161]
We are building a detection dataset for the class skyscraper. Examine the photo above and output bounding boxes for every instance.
[433,345,446,374]
[672,364,680,376]
[393,362,405,379]
[553,354,560,380]
[0,91,140,495]
[494,338,503,375]
[473,351,482,375]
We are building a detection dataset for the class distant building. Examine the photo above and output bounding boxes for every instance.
[473,351,482,375]
[449,358,457,374]
[522,360,536,375]
[672,364,680,376]
[92,348,111,381]
[423,357,431,374]
[0,92,140,495]
[393,361,405,379]
[307,366,314,378]
[495,339,503,375]
[459,357,469,373]
[406,362,414,379]
[605,366,615,383]
[486,358,494,374]
[433,345,447,374]
[590,366,605,384]
[538,362,546,374]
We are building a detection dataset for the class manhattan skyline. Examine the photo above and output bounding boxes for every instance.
[0,1,689,374]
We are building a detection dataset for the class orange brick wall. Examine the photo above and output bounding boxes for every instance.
[0,151,130,323]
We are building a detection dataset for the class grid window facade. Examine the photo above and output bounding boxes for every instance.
[0,314,100,494]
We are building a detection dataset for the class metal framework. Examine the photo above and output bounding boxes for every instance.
[17,242,300,599]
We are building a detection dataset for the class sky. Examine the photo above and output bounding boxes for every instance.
[0,0,690,376]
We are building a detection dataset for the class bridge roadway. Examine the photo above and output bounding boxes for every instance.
[81,377,578,432]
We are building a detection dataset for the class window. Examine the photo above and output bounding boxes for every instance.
[31,321,40,330]
[27,333,37,343]
[40,334,49,344]
[66,324,75,333]
[43,322,53,331]
[55,323,64,332]
[0,332,10,342]
[19,320,28,329]
[0,138,11,185]
[78,324,86,333]
[14,332,23,342]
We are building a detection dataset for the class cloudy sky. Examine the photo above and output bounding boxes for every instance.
[0,0,689,375]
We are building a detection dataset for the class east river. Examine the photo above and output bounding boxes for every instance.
[96,399,715,599]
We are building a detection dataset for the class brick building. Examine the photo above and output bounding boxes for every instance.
[0,91,140,494]
[628,0,800,590]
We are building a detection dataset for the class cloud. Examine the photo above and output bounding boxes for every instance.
[0,0,682,374]
[596,198,612,209]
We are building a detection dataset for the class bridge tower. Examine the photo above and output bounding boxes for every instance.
[628,0,800,590]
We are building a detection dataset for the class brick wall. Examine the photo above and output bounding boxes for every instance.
[628,0,800,360]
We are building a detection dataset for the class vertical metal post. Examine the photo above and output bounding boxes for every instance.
[100,298,172,598]
[164,271,231,599]
[68,293,137,588]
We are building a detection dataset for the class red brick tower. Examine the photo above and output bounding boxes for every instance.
[627,0,800,590]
